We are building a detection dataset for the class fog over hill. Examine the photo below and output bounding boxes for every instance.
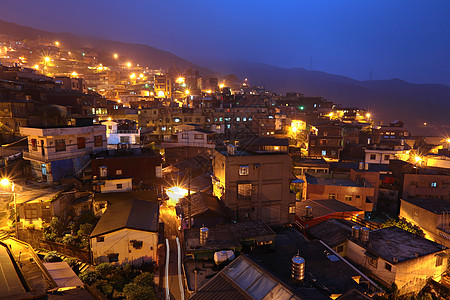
[0,19,449,135]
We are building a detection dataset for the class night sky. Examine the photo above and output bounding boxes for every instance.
[1,0,449,85]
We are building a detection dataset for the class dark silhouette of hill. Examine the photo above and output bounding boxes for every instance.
[197,61,450,135]
[0,19,216,76]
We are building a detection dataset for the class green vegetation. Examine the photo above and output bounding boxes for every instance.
[381,218,425,237]
[43,211,98,249]
[79,263,157,299]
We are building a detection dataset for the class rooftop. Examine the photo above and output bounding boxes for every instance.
[401,198,450,214]
[297,199,362,220]
[352,226,446,264]
[250,227,374,297]
[90,198,159,237]
[306,174,371,188]
[178,192,229,219]
[190,255,303,300]
[307,219,356,247]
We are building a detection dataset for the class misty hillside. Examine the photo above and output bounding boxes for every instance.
[197,61,450,134]
[0,19,216,76]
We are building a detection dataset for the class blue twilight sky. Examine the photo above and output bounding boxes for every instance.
[1,0,449,85]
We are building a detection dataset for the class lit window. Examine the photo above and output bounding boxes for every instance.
[431,182,437,187]
[322,150,327,156]
[100,166,107,178]
[289,205,295,214]
[194,134,203,140]
[236,117,240,121]
[116,170,122,175]
[328,193,336,199]
[182,133,188,139]
[238,183,252,197]
[345,195,352,201]
[239,165,249,176]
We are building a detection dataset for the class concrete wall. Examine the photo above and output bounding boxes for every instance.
[100,178,132,193]
[90,228,158,266]
[212,150,295,225]
[403,174,450,199]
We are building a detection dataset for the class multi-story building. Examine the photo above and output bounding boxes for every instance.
[308,124,343,160]
[212,145,296,225]
[154,74,171,98]
[365,144,410,165]
[20,121,107,182]
[402,173,450,199]
[102,120,140,149]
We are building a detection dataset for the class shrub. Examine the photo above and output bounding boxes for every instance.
[43,251,62,262]
[133,272,154,287]
[123,282,156,300]
[79,269,100,285]
[96,263,115,278]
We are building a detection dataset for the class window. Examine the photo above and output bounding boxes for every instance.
[238,183,252,197]
[370,154,376,160]
[25,207,38,219]
[328,193,336,199]
[289,205,295,214]
[323,132,328,136]
[384,155,390,161]
[182,133,188,139]
[131,240,143,249]
[367,256,378,268]
[94,135,103,147]
[116,184,123,189]
[77,137,86,149]
[55,139,66,152]
[116,169,122,175]
[436,255,443,267]
[239,165,249,176]
[345,195,352,202]
[385,262,392,271]
[336,245,344,253]
[320,139,327,145]
[31,139,37,151]
[120,136,130,143]
[194,134,203,140]
[431,182,437,187]
[96,236,104,242]
[100,166,108,178]
[108,253,119,262]
[322,150,327,156]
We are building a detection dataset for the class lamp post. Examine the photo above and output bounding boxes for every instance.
[1,179,17,237]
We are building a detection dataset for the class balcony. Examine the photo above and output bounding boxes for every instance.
[23,147,93,162]
[108,130,139,134]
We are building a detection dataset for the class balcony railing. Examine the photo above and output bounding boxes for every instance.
[108,130,139,134]
[23,147,93,162]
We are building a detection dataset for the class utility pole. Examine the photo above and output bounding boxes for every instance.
[188,168,191,229]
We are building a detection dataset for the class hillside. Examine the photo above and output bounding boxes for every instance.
[196,60,450,135]
[0,19,448,135]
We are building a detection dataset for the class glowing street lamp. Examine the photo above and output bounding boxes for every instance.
[130,73,136,79]
[185,90,190,95]
[366,113,371,118]
[219,83,225,89]
[166,186,188,206]
[176,77,185,84]
[113,53,118,59]
[126,62,132,68]
[414,156,422,163]
[1,179,17,237]
[55,41,60,47]
[44,56,50,62]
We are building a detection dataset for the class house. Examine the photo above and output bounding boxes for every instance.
[307,218,356,256]
[91,148,162,190]
[212,146,296,225]
[346,226,448,295]
[365,144,410,165]
[402,173,450,199]
[20,120,106,182]
[178,192,230,228]
[400,198,450,248]
[304,173,375,211]
[90,197,160,266]
[102,119,140,149]
[308,124,343,160]
[162,129,216,149]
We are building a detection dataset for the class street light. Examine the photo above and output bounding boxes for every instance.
[113,53,118,59]
[1,178,17,237]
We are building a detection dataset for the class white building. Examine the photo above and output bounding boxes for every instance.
[90,198,160,266]
[365,145,409,165]
[346,226,448,295]
[20,124,106,182]
[162,129,215,149]
[102,120,140,149]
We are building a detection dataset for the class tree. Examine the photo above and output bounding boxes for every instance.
[79,269,100,285]
[381,218,425,237]
[123,283,156,300]
[43,251,62,262]
[133,272,154,287]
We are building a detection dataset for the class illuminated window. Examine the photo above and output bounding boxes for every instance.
[328,193,336,199]
[289,205,295,214]
[194,134,203,140]
[182,133,188,139]
[322,150,327,156]
[345,195,352,202]
[116,170,122,175]
[238,183,252,197]
[431,182,437,187]
[239,165,249,176]
[100,166,107,178]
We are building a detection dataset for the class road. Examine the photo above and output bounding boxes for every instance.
[160,203,186,300]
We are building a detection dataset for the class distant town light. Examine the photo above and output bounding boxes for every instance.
[185,90,190,95]
[0,178,10,186]
[366,113,371,118]
[176,77,185,84]
[107,117,112,121]
[113,53,118,59]
[126,62,132,68]
[447,138,450,143]
[44,56,50,62]
[33,64,39,70]
[71,71,78,77]
[157,91,165,98]
[414,156,422,163]
[166,186,188,205]
[130,73,136,79]
[55,41,60,47]
[219,83,225,89]
[206,90,212,94]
